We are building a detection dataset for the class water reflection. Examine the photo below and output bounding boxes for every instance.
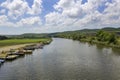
[0,38,120,80]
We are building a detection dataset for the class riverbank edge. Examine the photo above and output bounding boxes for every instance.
[0,38,52,64]
[0,43,36,52]
[0,38,52,52]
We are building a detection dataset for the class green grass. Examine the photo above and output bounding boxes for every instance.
[0,38,52,47]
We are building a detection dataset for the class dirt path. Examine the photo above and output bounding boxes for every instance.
[0,43,34,52]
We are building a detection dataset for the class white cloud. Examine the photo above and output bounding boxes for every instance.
[0,9,6,14]
[0,15,41,27]
[0,0,42,19]
[17,16,42,26]
[0,0,120,34]
[0,0,42,29]
[54,0,107,18]
[44,0,120,32]
[0,15,15,27]
[45,12,64,26]
[0,15,8,23]
[1,0,30,19]
[54,0,82,18]
[28,0,42,15]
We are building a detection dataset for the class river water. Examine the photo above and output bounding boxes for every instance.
[0,38,120,80]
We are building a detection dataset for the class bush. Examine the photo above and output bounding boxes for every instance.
[96,30,117,44]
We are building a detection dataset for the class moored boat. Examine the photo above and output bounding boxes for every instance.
[6,55,19,60]
[0,59,5,63]
[35,44,44,49]
[23,47,35,50]
[9,49,25,56]
[23,50,33,54]
[12,51,25,56]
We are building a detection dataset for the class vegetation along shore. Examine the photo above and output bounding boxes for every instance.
[54,27,120,48]
[0,38,52,65]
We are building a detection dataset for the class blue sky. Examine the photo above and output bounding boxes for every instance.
[0,0,120,34]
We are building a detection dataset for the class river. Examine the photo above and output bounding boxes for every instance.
[0,38,120,80]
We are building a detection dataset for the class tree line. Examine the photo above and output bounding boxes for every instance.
[55,30,119,45]
[0,36,8,40]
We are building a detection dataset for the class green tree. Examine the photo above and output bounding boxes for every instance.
[96,30,117,44]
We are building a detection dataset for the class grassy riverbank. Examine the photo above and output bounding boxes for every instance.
[0,38,52,47]
[54,30,120,48]
[0,38,52,60]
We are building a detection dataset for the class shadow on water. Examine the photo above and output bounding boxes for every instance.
[82,41,120,56]
[95,43,120,56]
[0,63,4,68]
[111,48,120,55]
[6,55,25,62]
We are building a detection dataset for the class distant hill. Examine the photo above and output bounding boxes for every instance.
[61,27,120,33]
[1,27,120,39]
[52,27,120,37]
[5,33,49,39]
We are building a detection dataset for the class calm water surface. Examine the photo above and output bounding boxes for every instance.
[0,38,120,80]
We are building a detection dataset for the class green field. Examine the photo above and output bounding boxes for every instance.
[0,38,52,47]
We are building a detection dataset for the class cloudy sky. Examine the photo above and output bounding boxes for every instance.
[0,0,120,34]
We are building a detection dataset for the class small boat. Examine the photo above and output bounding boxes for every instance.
[23,50,33,54]
[0,59,5,63]
[35,45,43,49]
[23,47,35,50]
[9,49,25,56]
[35,44,44,49]
[6,55,19,60]
[11,51,25,56]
